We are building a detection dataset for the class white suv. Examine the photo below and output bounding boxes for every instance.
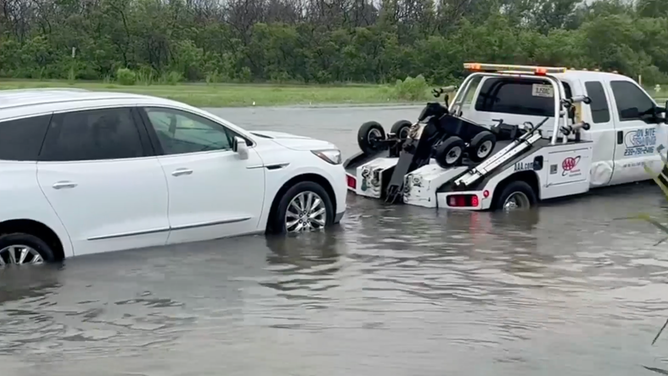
[0,89,347,267]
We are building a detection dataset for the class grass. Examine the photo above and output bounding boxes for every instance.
[0,79,406,107]
[0,79,666,108]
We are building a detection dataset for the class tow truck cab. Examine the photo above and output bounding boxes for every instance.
[450,68,668,189]
[345,63,668,211]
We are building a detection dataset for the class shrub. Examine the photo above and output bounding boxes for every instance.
[393,75,429,101]
[116,68,136,85]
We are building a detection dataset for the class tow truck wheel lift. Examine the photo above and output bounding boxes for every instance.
[344,62,595,211]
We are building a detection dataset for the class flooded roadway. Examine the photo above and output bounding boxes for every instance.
[2,106,668,376]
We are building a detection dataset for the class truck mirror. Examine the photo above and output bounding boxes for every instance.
[621,107,640,119]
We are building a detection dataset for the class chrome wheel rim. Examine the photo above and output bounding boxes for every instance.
[503,192,530,211]
[477,140,493,158]
[285,191,327,233]
[445,146,462,165]
[0,245,44,267]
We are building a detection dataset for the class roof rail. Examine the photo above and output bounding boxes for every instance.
[0,87,90,93]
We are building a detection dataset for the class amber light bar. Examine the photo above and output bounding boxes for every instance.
[464,63,568,75]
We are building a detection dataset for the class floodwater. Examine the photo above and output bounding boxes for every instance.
[2,106,668,376]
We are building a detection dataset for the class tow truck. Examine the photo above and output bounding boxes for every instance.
[344,63,668,211]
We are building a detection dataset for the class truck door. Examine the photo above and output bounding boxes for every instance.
[608,79,667,185]
[581,80,616,187]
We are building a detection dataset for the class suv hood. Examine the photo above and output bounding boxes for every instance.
[250,130,336,151]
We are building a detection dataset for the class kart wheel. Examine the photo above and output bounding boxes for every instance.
[468,131,497,162]
[390,120,412,141]
[358,121,386,155]
[434,136,465,168]
[493,180,537,212]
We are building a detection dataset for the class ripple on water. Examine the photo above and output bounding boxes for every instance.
[1,182,668,375]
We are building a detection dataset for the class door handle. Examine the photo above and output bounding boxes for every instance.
[617,130,623,145]
[171,168,193,177]
[52,181,77,190]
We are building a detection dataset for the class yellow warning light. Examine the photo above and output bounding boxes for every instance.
[464,63,567,75]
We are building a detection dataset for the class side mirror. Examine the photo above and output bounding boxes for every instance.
[233,136,249,160]
[659,107,668,124]
[620,107,640,119]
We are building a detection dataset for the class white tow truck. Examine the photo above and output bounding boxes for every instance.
[344,63,668,211]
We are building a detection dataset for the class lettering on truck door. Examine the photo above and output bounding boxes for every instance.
[608,80,666,185]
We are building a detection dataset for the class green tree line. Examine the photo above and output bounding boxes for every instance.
[1,0,667,85]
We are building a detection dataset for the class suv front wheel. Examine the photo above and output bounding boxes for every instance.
[270,181,334,234]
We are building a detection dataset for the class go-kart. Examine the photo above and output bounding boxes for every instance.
[353,88,502,202]
[356,90,499,169]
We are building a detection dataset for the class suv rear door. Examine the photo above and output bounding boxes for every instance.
[36,106,170,256]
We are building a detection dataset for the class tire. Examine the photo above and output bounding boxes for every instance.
[0,233,55,267]
[357,121,386,155]
[468,131,497,162]
[390,120,412,141]
[492,180,537,211]
[269,181,335,235]
[434,136,465,168]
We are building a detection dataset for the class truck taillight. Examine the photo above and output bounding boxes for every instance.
[346,174,356,189]
[447,194,479,207]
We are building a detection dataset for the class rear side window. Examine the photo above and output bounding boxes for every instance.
[474,78,558,117]
[0,115,50,161]
[40,108,145,162]
[584,81,610,123]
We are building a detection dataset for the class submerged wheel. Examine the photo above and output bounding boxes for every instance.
[390,120,412,141]
[468,131,496,162]
[0,233,54,268]
[357,121,386,155]
[269,181,334,234]
[434,136,465,168]
[493,180,537,212]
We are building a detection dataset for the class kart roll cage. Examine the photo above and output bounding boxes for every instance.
[449,64,591,146]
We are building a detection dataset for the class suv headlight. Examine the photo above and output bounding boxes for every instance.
[311,149,342,165]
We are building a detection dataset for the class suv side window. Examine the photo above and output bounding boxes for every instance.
[584,81,611,123]
[610,80,656,122]
[475,78,558,117]
[142,107,233,155]
[0,114,51,161]
[40,108,145,162]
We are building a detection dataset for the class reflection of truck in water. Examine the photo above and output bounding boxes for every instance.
[344,63,668,211]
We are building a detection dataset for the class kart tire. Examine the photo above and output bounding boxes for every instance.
[434,136,465,168]
[493,180,537,211]
[358,121,386,155]
[390,120,412,141]
[468,131,497,162]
